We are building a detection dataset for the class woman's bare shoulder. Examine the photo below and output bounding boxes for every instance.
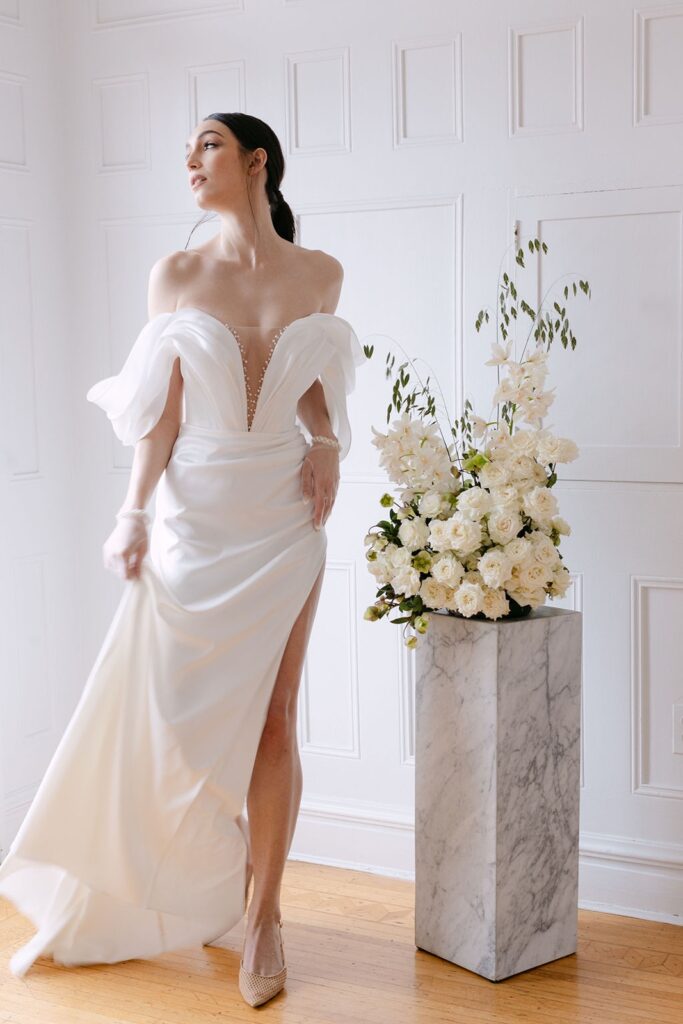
[147,250,200,317]
[299,246,344,312]
[294,243,343,277]
[292,246,344,311]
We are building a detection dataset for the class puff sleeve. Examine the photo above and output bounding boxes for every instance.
[86,313,179,446]
[316,317,366,461]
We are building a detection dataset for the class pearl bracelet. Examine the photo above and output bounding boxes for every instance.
[116,508,150,526]
[309,434,341,452]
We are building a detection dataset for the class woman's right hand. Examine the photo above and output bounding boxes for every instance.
[102,517,148,580]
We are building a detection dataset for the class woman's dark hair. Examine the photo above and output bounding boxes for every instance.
[184,112,295,249]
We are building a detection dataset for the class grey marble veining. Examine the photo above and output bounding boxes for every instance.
[414,606,582,981]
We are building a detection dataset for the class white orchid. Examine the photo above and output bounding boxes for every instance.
[485,340,512,365]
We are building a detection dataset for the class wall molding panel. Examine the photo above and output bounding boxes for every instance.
[93,73,151,173]
[631,575,683,801]
[514,184,683,483]
[187,59,247,126]
[0,220,39,478]
[285,47,351,156]
[393,36,464,147]
[91,0,243,31]
[0,71,28,171]
[299,560,361,760]
[509,17,584,136]
[634,5,683,127]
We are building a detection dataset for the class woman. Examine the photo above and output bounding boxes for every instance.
[0,112,365,1008]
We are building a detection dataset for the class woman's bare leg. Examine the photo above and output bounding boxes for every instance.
[241,561,326,974]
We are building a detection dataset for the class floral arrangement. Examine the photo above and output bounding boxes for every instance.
[362,237,591,649]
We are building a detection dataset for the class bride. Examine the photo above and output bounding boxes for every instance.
[0,112,364,1008]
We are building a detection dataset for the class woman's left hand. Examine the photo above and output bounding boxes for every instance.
[301,445,340,530]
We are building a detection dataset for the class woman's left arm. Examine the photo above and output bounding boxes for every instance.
[298,381,340,529]
[297,255,345,530]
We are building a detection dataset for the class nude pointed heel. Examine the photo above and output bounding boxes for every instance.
[238,918,287,1007]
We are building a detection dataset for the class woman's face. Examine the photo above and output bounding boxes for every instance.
[185,119,265,209]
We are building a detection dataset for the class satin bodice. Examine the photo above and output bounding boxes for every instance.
[86,307,365,460]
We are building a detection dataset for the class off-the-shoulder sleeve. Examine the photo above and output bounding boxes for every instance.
[317,317,366,461]
[86,313,179,446]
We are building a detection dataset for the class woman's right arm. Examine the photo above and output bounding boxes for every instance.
[102,255,184,581]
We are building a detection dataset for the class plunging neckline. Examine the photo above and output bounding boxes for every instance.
[167,306,334,431]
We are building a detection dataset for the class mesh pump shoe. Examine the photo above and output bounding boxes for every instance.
[238,918,287,1007]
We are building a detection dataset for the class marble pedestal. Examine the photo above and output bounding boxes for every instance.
[415,606,582,981]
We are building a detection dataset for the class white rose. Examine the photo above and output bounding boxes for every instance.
[477,547,513,589]
[506,453,537,481]
[428,519,452,552]
[529,532,560,567]
[453,581,486,617]
[503,536,532,564]
[537,433,579,464]
[535,432,563,465]
[391,565,422,597]
[478,461,510,488]
[431,553,466,587]
[517,560,555,590]
[508,584,546,608]
[532,462,548,485]
[523,485,559,524]
[489,484,519,510]
[549,565,572,597]
[398,517,431,552]
[511,429,537,455]
[552,515,571,536]
[487,428,514,456]
[481,586,510,620]
[556,438,579,462]
[457,487,493,519]
[419,577,451,610]
[367,553,392,583]
[418,490,445,517]
[389,546,413,568]
[446,513,483,556]
[487,510,523,545]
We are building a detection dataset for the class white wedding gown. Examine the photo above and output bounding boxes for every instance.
[0,306,364,977]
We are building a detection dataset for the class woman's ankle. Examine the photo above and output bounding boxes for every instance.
[246,905,281,926]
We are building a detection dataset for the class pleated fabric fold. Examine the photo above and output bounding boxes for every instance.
[315,317,366,461]
[85,313,181,447]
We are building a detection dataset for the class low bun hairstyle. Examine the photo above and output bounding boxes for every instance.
[184,112,296,248]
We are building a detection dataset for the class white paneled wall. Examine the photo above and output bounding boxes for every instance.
[0,0,82,857]
[1,0,681,926]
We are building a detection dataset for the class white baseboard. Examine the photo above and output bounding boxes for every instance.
[291,800,683,927]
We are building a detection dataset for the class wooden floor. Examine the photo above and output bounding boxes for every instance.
[1,860,681,1023]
